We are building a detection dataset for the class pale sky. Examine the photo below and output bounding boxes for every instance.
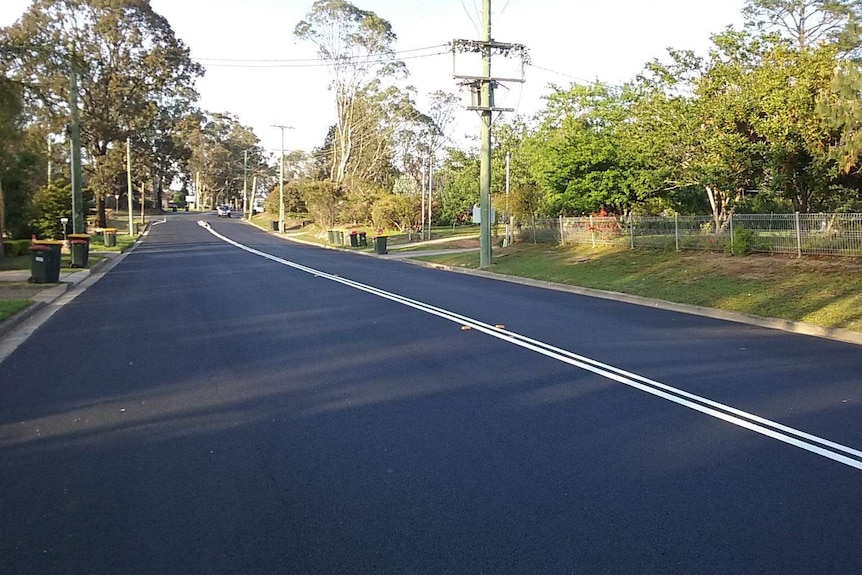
[1,0,746,157]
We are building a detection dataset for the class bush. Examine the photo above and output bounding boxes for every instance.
[725,227,756,256]
[3,240,31,256]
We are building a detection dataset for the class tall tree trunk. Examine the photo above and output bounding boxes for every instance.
[0,179,5,260]
[97,197,106,228]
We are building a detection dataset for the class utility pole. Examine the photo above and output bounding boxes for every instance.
[251,175,258,220]
[69,48,84,234]
[47,137,53,185]
[243,150,249,219]
[126,137,134,235]
[452,1,527,268]
[420,161,426,240]
[478,0,492,267]
[428,153,434,241]
[272,125,294,234]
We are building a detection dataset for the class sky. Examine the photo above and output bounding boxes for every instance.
[1,0,747,159]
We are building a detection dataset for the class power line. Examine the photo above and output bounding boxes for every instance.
[526,62,594,84]
[195,43,449,64]
[198,49,449,69]
[460,0,480,34]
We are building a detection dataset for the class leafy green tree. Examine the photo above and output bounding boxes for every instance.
[0,79,45,240]
[436,148,479,225]
[30,181,75,239]
[523,82,660,216]
[819,62,862,166]
[632,34,767,229]
[748,43,839,211]
[181,112,267,209]
[1,0,203,226]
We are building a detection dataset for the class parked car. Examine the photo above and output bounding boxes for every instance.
[216,205,231,218]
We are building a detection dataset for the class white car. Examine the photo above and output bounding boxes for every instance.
[216,205,231,218]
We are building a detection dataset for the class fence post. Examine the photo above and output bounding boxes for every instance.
[629,213,634,249]
[589,215,595,248]
[729,213,734,255]
[559,215,564,246]
[795,211,802,258]
[674,213,680,251]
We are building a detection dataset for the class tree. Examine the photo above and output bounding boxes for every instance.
[181,112,267,209]
[743,0,862,51]
[749,43,839,212]
[0,77,44,240]
[1,0,202,226]
[819,61,862,173]
[522,82,661,216]
[295,0,404,186]
[436,148,479,225]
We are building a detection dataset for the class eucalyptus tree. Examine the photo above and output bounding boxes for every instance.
[181,112,268,210]
[295,0,404,187]
[1,0,202,226]
[743,0,862,51]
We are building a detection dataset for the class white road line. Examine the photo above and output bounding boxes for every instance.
[201,221,862,472]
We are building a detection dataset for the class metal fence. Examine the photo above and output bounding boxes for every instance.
[517,213,862,257]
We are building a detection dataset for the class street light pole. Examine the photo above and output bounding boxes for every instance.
[271,124,294,234]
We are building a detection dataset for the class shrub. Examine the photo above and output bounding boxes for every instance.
[3,240,31,256]
[725,227,756,256]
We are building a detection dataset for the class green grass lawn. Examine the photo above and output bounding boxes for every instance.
[0,299,32,321]
[419,243,862,332]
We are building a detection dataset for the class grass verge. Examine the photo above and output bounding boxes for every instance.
[418,243,862,332]
[0,299,32,322]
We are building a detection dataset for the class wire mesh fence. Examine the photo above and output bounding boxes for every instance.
[517,213,862,257]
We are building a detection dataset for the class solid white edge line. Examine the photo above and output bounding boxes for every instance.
[202,223,862,471]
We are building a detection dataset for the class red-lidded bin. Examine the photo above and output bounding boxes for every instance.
[68,233,90,268]
[29,244,61,283]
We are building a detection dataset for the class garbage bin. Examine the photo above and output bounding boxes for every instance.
[68,233,90,268]
[103,228,117,247]
[373,235,388,255]
[327,230,335,244]
[358,232,367,247]
[349,231,359,247]
[271,221,279,232]
[184,206,189,212]
[29,244,61,283]
[171,206,177,212]
[69,239,89,268]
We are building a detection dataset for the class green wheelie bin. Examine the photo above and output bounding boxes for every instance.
[103,228,117,247]
[373,235,388,255]
[29,243,61,283]
[69,233,90,263]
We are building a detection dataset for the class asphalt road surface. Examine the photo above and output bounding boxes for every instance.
[1,214,860,574]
